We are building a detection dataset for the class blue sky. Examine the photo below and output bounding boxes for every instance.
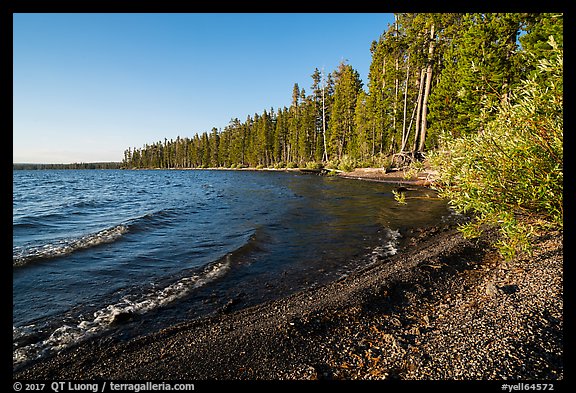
[13,13,395,163]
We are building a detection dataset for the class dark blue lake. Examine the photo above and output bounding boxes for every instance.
[13,169,449,368]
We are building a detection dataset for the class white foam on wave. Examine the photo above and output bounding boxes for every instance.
[13,256,231,368]
[13,224,129,267]
[370,228,401,263]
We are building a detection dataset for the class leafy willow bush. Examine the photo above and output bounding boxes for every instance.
[324,155,358,172]
[430,41,563,259]
[339,155,359,172]
[305,161,325,170]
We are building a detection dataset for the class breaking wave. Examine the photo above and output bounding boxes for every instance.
[12,224,128,267]
[12,209,178,267]
[369,228,401,263]
[13,255,232,368]
[13,225,129,267]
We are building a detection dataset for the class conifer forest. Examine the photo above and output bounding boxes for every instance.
[121,13,562,171]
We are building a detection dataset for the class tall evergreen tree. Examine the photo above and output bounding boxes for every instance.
[518,13,563,76]
[366,37,389,155]
[353,90,375,161]
[274,107,289,164]
[210,127,220,167]
[328,61,363,160]
[288,83,301,163]
[428,13,524,139]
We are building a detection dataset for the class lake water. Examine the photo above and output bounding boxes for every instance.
[13,169,450,368]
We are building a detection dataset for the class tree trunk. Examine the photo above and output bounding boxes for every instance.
[405,94,420,151]
[413,67,426,152]
[380,56,386,154]
[401,52,410,152]
[390,54,399,154]
[322,72,328,162]
[371,123,376,157]
[389,14,399,154]
[418,23,435,153]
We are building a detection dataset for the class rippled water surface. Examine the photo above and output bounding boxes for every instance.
[13,169,449,367]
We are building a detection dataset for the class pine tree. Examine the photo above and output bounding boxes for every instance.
[210,127,220,167]
[311,68,324,161]
[366,37,388,156]
[287,83,300,164]
[353,90,374,161]
[274,107,288,164]
[298,89,316,163]
[428,13,523,139]
[366,18,407,156]
[519,13,563,76]
[200,132,210,168]
[328,61,363,160]
[218,129,230,167]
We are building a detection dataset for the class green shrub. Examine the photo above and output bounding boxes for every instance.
[392,189,407,205]
[358,160,374,168]
[305,161,325,170]
[371,153,393,171]
[325,159,339,170]
[402,167,419,181]
[430,42,563,259]
[338,155,358,172]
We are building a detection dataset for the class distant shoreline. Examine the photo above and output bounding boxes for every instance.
[13,162,122,170]
[14,163,438,188]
